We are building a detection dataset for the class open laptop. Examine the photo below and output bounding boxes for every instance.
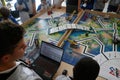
[30,41,64,80]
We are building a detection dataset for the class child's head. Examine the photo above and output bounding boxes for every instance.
[73,57,100,80]
[0,7,10,20]
[0,21,26,65]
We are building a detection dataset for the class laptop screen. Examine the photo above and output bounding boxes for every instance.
[40,41,64,63]
[31,41,64,79]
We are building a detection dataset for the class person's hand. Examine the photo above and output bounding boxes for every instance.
[25,58,31,65]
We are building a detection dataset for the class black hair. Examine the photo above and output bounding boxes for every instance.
[73,57,100,80]
[0,7,10,20]
[0,21,25,58]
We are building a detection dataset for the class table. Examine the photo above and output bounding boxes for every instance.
[22,7,120,80]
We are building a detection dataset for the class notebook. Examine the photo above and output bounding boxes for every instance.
[30,41,64,80]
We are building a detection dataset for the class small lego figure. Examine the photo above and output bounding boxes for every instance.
[55,70,71,80]
[67,39,79,49]
[34,39,39,48]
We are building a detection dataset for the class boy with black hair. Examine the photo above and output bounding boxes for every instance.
[73,57,100,80]
[0,21,42,80]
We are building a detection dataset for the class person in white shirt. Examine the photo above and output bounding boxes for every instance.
[0,21,43,80]
[15,0,30,23]
[25,0,36,17]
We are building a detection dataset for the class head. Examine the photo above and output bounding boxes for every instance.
[0,7,10,20]
[73,57,100,80]
[0,21,26,65]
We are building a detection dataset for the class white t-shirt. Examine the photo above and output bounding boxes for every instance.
[0,61,43,80]
[26,0,35,14]
[15,2,30,22]
[0,62,20,74]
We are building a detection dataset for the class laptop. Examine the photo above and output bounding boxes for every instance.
[30,41,64,80]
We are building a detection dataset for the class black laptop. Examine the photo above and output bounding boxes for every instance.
[30,41,64,80]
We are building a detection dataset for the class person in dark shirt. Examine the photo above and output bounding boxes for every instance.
[73,57,100,80]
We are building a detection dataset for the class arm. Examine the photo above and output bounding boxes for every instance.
[32,0,36,15]
[117,4,120,13]
[78,0,81,11]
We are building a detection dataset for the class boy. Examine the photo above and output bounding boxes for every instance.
[15,0,30,22]
[15,0,36,18]
[0,21,42,80]
[73,57,100,80]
